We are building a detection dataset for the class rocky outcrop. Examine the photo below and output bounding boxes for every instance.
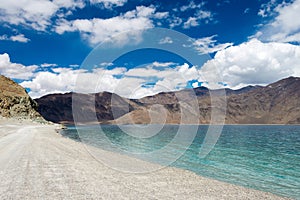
[0,75,43,121]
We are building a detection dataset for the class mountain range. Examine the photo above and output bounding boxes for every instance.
[35,76,300,125]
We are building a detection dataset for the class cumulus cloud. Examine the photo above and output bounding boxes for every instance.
[55,6,162,45]
[0,34,30,43]
[0,0,131,32]
[0,53,37,79]
[104,62,199,99]
[199,39,300,89]
[10,37,300,99]
[190,35,233,54]
[124,5,155,18]
[256,0,300,43]
[0,0,85,31]
[20,67,124,98]
[269,0,300,42]
[119,63,199,98]
[20,61,200,99]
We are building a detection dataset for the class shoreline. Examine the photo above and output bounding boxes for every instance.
[61,121,300,126]
[0,118,291,199]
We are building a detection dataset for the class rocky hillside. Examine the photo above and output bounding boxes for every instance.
[35,77,300,124]
[0,75,43,120]
[36,92,141,123]
[226,76,300,124]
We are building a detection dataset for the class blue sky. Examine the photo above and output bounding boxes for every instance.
[0,0,300,98]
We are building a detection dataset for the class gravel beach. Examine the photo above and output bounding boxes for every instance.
[0,118,290,200]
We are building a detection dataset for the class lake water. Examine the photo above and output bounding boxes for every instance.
[61,125,300,199]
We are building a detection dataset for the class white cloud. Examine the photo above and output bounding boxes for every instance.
[135,5,156,17]
[0,34,30,43]
[122,5,168,20]
[99,62,114,67]
[55,6,158,45]
[53,0,85,9]
[199,39,300,89]
[183,10,212,29]
[20,61,200,99]
[258,0,277,17]
[69,64,80,68]
[192,81,200,88]
[124,62,194,79]
[0,0,85,31]
[55,19,76,34]
[10,34,30,43]
[89,0,127,8]
[124,67,159,77]
[152,62,176,67]
[180,1,205,12]
[248,31,263,40]
[170,1,212,29]
[168,16,183,28]
[195,10,212,20]
[255,0,300,43]
[20,67,125,98]
[159,37,173,44]
[269,0,300,42]
[183,17,199,29]
[191,35,233,54]
[0,53,37,79]
[153,12,169,19]
[0,0,130,32]
[120,63,199,98]
[41,63,58,68]
[14,38,300,98]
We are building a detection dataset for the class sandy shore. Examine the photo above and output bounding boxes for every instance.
[0,118,290,200]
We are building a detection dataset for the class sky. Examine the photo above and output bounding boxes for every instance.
[0,0,300,98]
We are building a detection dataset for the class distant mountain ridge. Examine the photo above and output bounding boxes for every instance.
[0,75,44,121]
[35,77,300,124]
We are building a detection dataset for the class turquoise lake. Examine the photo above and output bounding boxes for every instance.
[61,125,300,199]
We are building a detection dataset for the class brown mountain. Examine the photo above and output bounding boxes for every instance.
[35,77,300,124]
[0,75,43,120]
[226,76,300,124]
[36,92,141,123]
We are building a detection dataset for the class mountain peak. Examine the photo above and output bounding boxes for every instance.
[268,76,299,86]
[0,75,28,97]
